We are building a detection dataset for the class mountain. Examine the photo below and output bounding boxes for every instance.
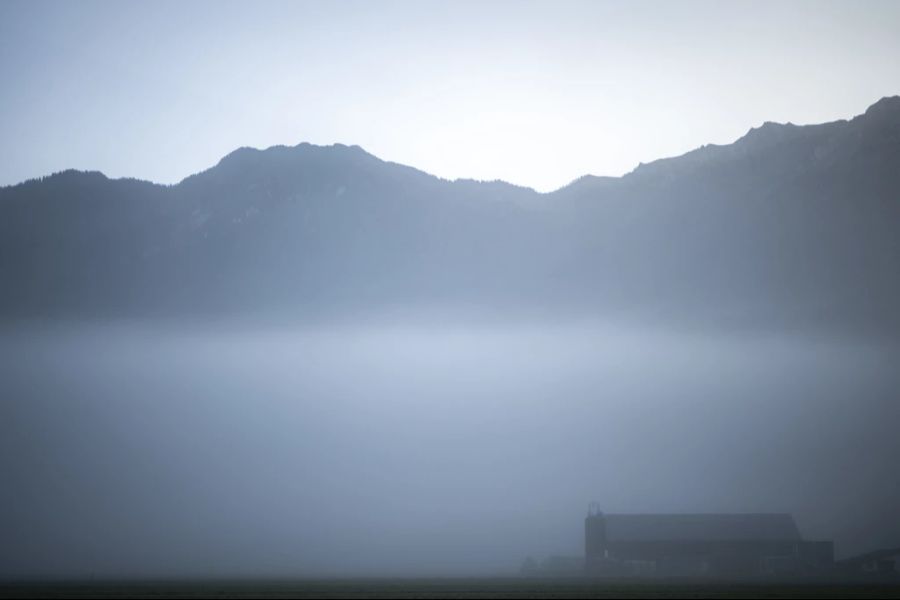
[1,98,899,335]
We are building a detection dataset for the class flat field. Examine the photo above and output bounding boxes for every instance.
[2,578,899,599]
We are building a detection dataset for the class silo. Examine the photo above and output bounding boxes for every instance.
[585,503,607,564]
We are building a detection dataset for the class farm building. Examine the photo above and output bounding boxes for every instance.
[836,548,900,575]
[584,505,833,576]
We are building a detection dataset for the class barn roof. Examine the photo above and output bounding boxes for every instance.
[603,513,802,543]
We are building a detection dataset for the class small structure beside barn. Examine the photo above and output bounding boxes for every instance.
[584,504,833,576]
[836,548,900,575]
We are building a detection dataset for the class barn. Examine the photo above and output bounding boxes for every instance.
[584,505,833,576]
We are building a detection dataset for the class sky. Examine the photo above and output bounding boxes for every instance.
[0,0,898,192]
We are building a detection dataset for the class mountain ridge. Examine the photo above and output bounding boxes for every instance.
[1,96,898,335]
[5,95,897,194]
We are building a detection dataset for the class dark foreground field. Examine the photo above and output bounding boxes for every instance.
[2,578,900,599]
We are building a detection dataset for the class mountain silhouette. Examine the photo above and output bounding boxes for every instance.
[1,97,898,335]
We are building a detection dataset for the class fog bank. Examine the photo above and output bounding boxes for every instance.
[1,320,898,578]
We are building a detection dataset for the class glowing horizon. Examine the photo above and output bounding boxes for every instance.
[1,0,898,192]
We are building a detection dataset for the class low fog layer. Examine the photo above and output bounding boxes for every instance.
[2,321,897,578]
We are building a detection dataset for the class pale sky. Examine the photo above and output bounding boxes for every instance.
[1,0,898,191]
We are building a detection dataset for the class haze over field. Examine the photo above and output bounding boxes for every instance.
[1,0,899,584]
[1,322,899,578]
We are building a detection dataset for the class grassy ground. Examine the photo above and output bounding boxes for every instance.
[1,578,900,599]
